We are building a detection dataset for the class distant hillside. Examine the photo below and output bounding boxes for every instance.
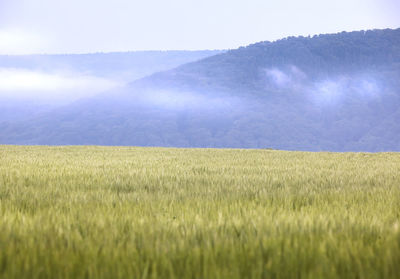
[0,50,223,121]
[1,29,400,151]
[0,50,224,81]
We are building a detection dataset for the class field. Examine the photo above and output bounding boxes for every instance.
[0,145,400,278]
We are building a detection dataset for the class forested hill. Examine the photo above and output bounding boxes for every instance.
[0,50,224,122]
[1,28,400,151]
[136,28,400,92]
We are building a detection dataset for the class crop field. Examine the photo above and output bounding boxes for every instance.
[0,145,400,278]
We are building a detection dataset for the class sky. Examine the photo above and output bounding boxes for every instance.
[0,0,399,54]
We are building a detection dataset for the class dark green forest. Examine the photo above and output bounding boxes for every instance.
[1,28,400,151]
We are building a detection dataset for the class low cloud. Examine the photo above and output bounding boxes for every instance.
[263,65,382,106]
[265,68,291,88]
[0,68,122,101]
[134,89,240,111]
[311,79,345,105]
[264,65,307,90]
[310,76,381,106]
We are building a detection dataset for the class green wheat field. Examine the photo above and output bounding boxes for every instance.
[0,145,399,278]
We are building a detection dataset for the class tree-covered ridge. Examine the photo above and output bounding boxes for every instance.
[139,28,400,92]
[1,28,399,151]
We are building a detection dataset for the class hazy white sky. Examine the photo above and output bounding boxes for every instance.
[0,0,399,54]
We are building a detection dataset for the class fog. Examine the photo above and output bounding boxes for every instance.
[0,27,398,151]
[130,89,243,111]
[263,65,381,106]
[0,61,397,151]
[264,65,307,91]
[0,62,384,109]
[0,68,122,102]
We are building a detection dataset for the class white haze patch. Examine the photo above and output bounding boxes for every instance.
[265,68,291,88]
[311,76,381,106]
[0,68,122,103]
[263,65,382,106]
[264,65,307,90]
[311,79,345,105]
[353,79,380,97]
[135,89,240,111]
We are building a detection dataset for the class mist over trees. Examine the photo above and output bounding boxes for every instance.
[1,28,400,151]
[0,50,223,120]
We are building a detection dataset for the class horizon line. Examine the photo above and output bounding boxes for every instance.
[1,26,398,56]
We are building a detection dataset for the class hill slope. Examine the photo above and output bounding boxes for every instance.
[1,29,400,151]
[0,50,224,81]
[0,50,223,122]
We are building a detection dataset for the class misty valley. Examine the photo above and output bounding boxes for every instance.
[1,28,400,151]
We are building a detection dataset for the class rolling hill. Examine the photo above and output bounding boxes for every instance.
[1,28,400,151]
[0,50,223,121]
